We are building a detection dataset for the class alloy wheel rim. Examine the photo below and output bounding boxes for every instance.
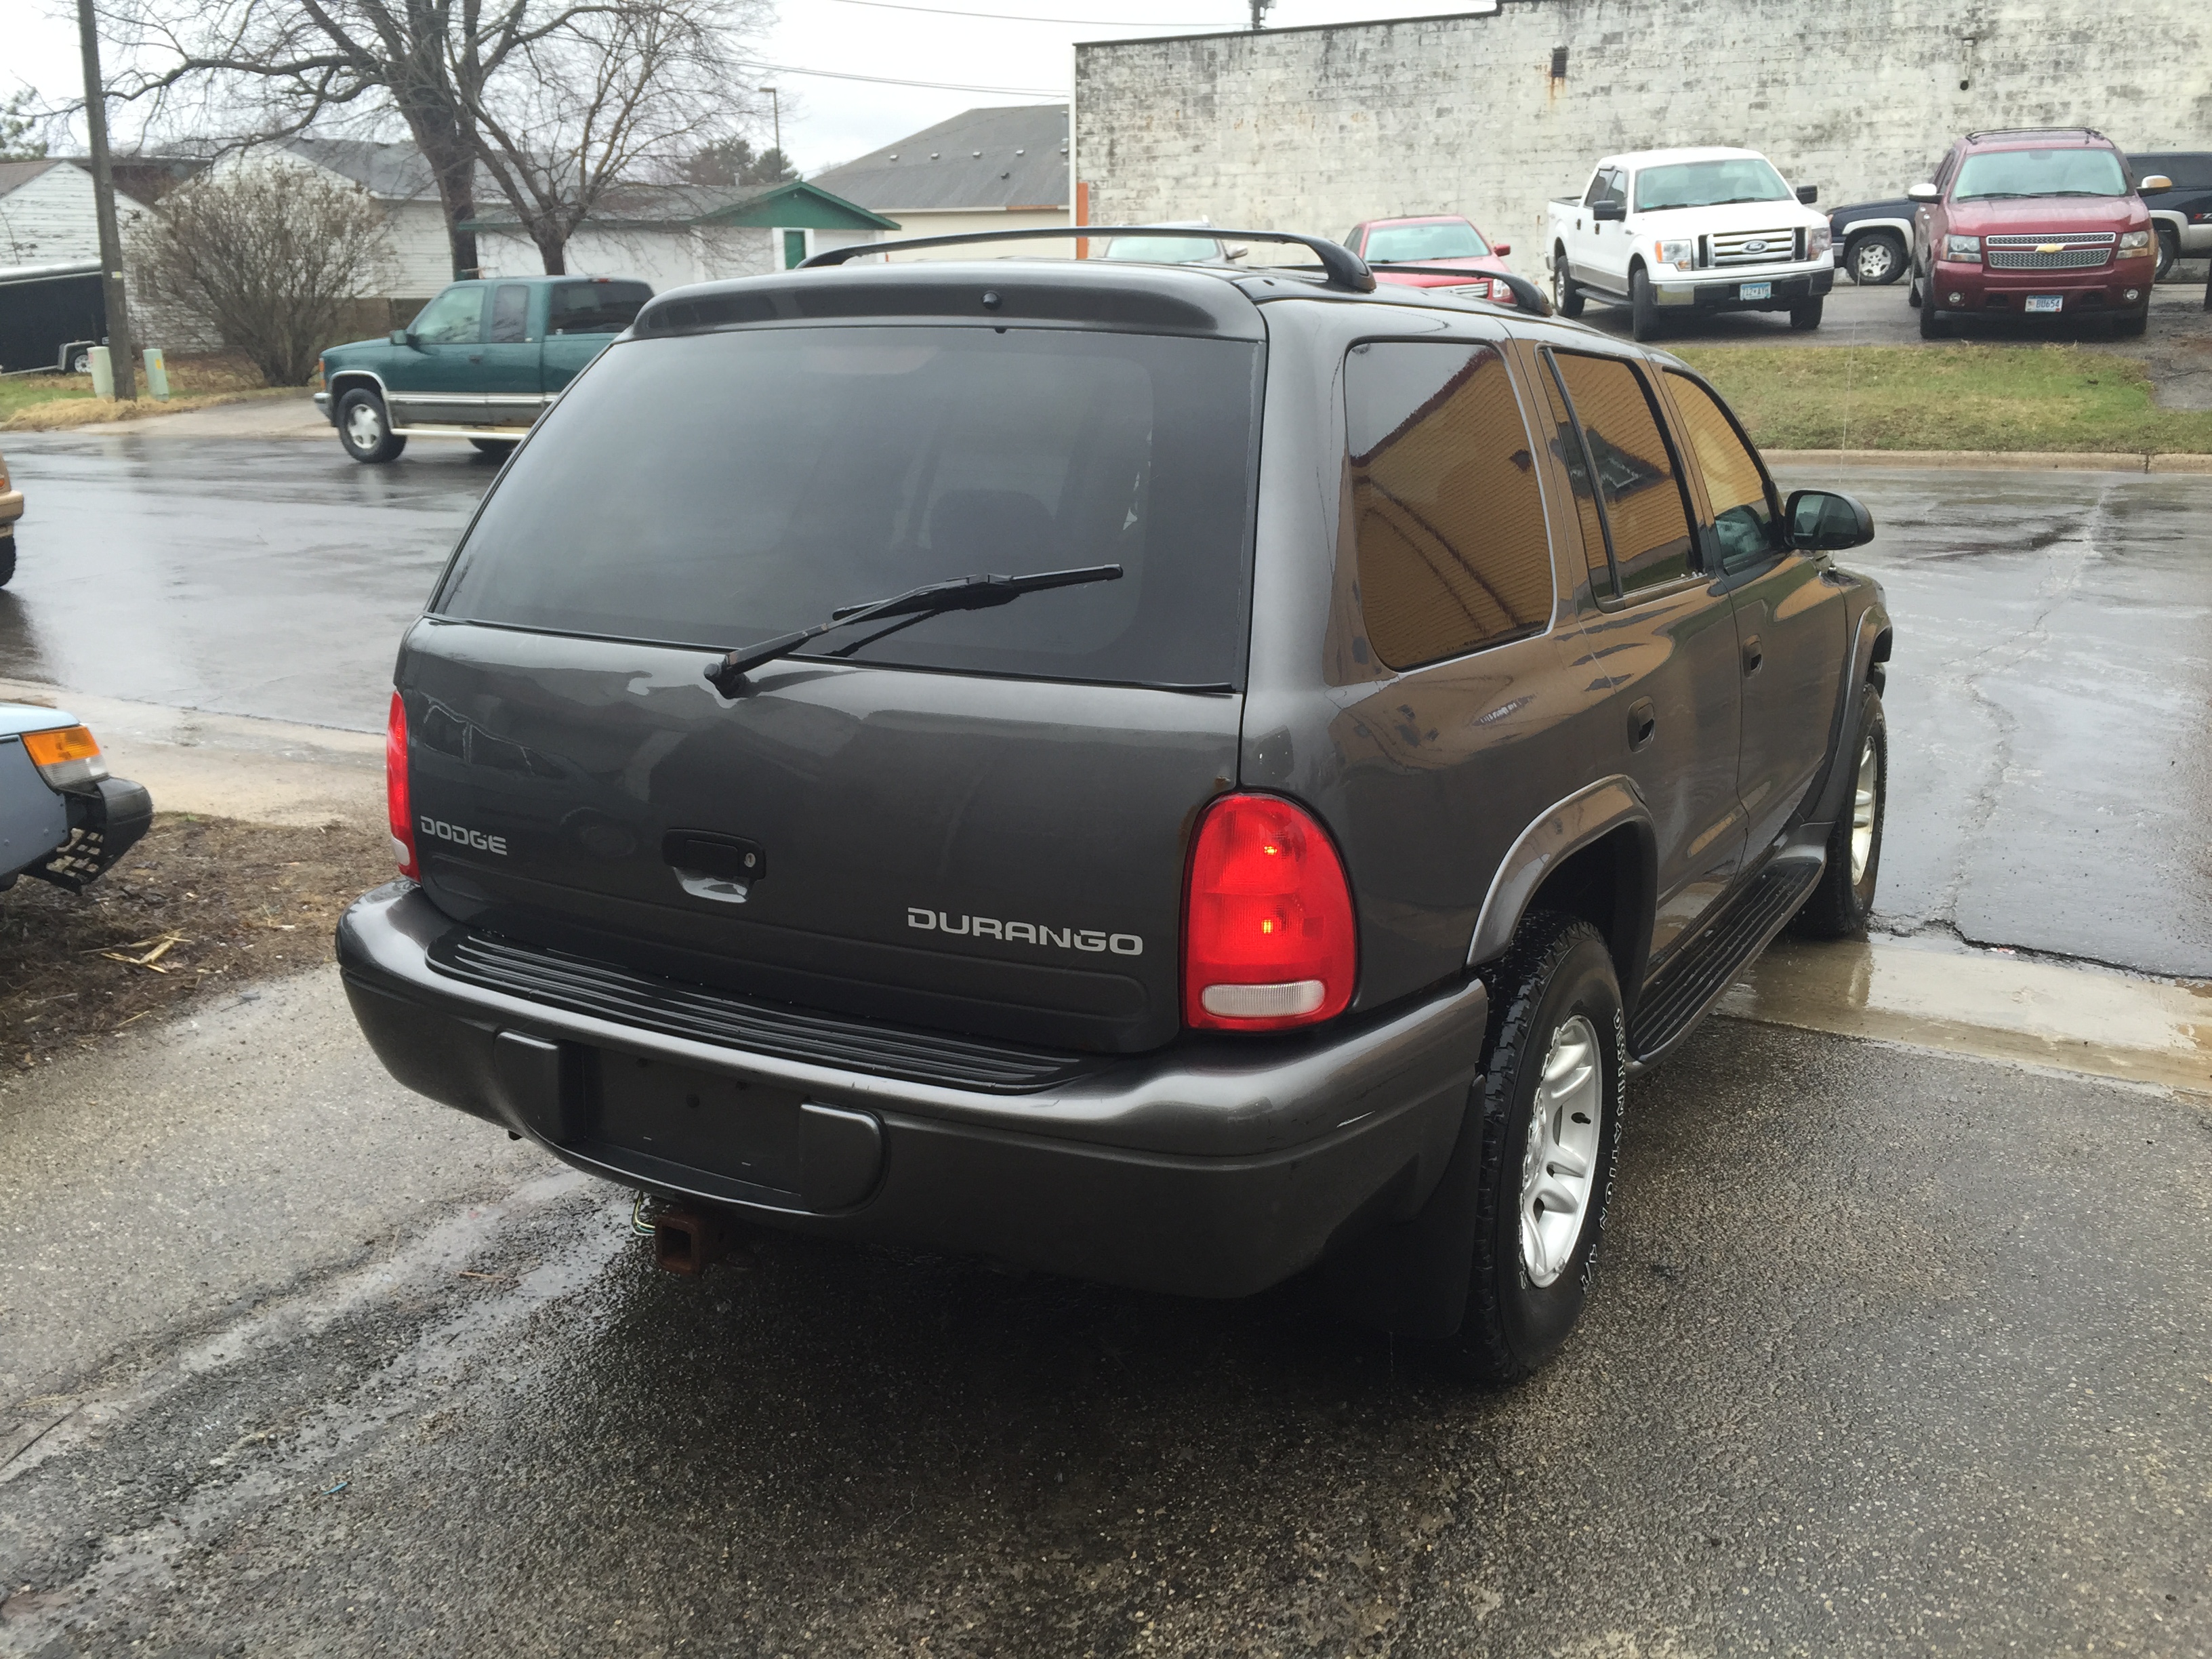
[1519,1013,1603,1288]
[1856,241,1894,282]
[1849,733,1878,885]
[347,404,383,447]
[1553,265,1568,306]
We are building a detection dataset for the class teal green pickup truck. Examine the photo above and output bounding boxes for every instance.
[314,275,653,464]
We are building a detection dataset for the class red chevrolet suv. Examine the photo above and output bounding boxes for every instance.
[1908,129,2171,337]
[1345,215,1521,306]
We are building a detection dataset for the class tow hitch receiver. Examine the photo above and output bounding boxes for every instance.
[652,1206,736,1275]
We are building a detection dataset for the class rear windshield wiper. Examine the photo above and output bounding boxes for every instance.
[705,564,1123,693]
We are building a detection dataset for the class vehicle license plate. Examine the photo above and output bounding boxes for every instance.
[596,1050,806,1193]
[2026,294,2064,313]
[1738,281,1772,300]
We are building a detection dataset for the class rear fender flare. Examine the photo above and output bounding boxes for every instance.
[1466,775,1657,977]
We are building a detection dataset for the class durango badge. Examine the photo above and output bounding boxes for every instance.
[909,907,1141,956]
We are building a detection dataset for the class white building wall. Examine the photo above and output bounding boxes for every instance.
[0,163,147,266]
[1074,0,2212,283]
[867,207,1071,260]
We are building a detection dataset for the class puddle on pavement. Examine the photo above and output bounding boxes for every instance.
[1721,936,2212,1097]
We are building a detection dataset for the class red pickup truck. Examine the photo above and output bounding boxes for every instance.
[1908,128,2171,337]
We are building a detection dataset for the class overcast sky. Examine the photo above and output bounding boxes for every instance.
[5,0,1493,178]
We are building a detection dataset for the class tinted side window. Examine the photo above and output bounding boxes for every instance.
[1666,372,1777,570]
[411,285,485,345]
[489,284,530,344]
[1344,342,1553,670]
[549,281,652,335]
[1550,352,1696,596]
[1583,169,1611,207]
[1532,350,1615,600]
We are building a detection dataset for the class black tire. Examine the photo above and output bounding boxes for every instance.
[2154,224,2179,282]
[1917,292,1946,340]
[1906,274,1923,308]
[68,350,91,375]
[1789,298,1824,330]
[0,533,14,588]
[1847,232,1904,285]
[336,388,406,464]
[470,437,519,457]
[2112,308,2148,339]
[1441,913,1626,1385]
[1552,251,1585,319]
[1795,686,1887,939]
[1629,266,1660,342]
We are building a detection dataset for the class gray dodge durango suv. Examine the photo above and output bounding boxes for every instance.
[339,228,1891,1382]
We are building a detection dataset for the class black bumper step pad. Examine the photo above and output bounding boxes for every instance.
[1627,857,1822,1061]
[428,928,1094,1094]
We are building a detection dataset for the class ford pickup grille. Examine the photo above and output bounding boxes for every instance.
[1984,232,2114,270]
[1706,227,1802,267]
[428,928,1095,1092]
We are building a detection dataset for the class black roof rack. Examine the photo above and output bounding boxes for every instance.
[1362,262,1554,317]
[1965,127,2106,143]
[800,224,1380,293]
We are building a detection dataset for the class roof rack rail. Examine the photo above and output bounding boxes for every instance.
[1965,126,2105,142]
[1361,262,1554,317]
[800,224,1378,293]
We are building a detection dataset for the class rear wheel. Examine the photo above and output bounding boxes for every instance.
[0,533,14,588]
[1552,251,1585,318]
[1795,686,1887,939]
[1441,914,1624,1385]
[1847,231,1904,285]
[1790,297,1824,330]
[337,388,406,464]
[1629,266,1660,342]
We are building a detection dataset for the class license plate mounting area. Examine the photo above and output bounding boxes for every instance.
[2025,294,2064,314]
[1738,281,1773,301]
[596,1050,806,1197]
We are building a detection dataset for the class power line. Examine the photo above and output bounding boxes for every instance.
[823,0,1229,24]
[758,62,1067,95]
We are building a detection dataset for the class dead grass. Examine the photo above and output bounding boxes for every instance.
[0,813,392,1067]
[0,351,292,432]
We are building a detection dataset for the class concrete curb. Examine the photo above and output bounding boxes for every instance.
[1765,448,2212,474]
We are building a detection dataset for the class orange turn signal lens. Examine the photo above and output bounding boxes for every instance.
[22,724,108,788]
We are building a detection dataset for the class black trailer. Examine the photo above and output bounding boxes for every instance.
[0,260,105,375]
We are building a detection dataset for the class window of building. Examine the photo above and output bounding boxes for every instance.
[1344,341,1553,670]
[1547,352,1696,597]
[1666,371,1778,571]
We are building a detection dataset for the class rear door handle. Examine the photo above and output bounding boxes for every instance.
[1626,697,1657,751]
[1742,636,1763,676]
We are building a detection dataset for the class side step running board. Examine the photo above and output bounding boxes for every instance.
[1627,855,1823,1063]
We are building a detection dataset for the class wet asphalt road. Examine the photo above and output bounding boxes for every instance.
[3,972,2208,1656]
[3,434,2208,976]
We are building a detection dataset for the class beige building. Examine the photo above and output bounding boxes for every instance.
[811,104,1071,260]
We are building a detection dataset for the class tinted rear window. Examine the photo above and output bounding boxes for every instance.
[549,281,652,334]
[434,325,1262,688]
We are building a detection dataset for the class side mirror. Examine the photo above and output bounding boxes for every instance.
[1224,243,1249,261]
[1491,242,1511,256]
[1591,200,1626,223]
[1795,184,1819,205]
[2139,173,2173,194]
[1784,489,1875,552]
[1906,182,1940,204]
[389,329,408,346]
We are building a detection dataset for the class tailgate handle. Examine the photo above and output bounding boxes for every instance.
[663,831,765,904]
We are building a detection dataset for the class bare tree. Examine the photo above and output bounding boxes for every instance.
[456,0,766,274]
[128,161,394,384]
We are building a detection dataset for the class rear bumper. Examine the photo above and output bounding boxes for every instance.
[337,882,1490,1298]
[1928,258,2155,312]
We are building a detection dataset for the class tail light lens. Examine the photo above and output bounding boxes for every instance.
[386,691,419,878]
[1183,793,1356,1031]
[21,724,108,790]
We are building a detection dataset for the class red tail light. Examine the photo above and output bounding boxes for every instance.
[1183,793,1356,1031]
[386,691,419,878]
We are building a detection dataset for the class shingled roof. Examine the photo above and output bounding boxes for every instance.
[811,104,1069,213]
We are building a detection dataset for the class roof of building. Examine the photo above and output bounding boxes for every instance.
[0,159,65,198]
[811,104,1069,213]
[458,176,897,234]
[281,138,449,199]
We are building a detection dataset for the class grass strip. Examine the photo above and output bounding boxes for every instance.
[0,352,291,432]
[1674,344,2212,453]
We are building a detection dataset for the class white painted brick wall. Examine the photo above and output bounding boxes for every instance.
[1073,0,2212,281]
[0,163,148,267]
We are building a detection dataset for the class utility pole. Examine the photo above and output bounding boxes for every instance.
[759,86,782,176]
[75,0,136,401]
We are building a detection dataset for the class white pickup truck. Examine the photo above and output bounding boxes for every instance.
[1547,146,1835,340]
